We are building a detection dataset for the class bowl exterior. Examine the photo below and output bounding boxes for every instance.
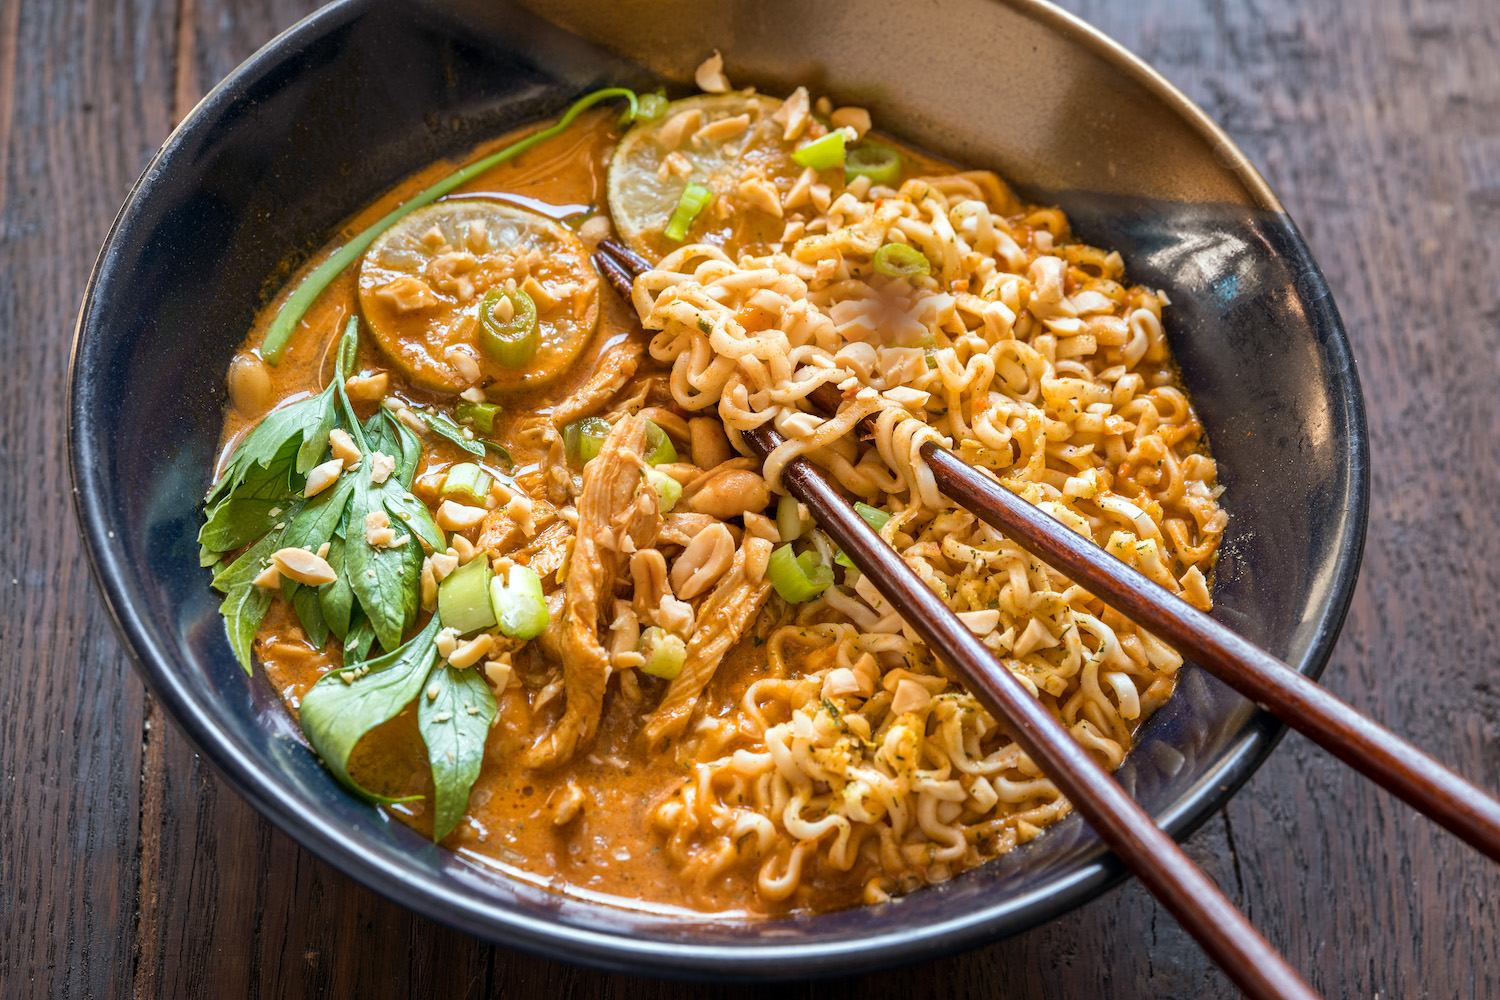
[69,0,1367,979]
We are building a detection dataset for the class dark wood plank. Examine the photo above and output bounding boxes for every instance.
[0,0,179,997]
[1074,0,1500,996]
[8,0,1499,996]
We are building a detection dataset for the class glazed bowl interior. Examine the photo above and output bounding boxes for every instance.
[70,0,1367,979]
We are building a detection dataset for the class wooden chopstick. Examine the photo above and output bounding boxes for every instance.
[849,386,1500,864]
[597,237,1500,865]
[595,241,1317,998]
[741,419,1319,1000]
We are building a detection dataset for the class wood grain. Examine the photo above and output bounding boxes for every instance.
[2,0,1498,996]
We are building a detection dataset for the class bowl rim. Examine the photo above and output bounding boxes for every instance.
[68,0,1370,979]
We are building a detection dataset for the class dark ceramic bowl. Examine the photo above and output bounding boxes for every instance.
[69,0,1368,980]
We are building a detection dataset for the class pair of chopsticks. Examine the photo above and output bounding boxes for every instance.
[596,239,1500,1000]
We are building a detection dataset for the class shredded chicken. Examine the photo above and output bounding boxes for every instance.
[507,520,572,583]
[524,416,662,769]
[644,543,774,748]
[549,339,646,427]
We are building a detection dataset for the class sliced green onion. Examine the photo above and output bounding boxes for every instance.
[455,399,500,435]
[491,565,548,640]
[776,494,809,543]
[563,416,611,464]
[873,242,930,278]
[768,544,834,603]
[639,626,687,680]
[438,557,496,636]
[664,182,712,243]
[854,502,891,533]
[845,142,902,185]
[441,463,492,506]
[636,91,669,122]
[643,420,678,466]
[261,87,638,363]
[833,503,893,569]
[792,128,853,170]
[477,288,539,368]
[645,469,682,512]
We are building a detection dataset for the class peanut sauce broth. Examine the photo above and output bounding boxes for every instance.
[219,111,872,916]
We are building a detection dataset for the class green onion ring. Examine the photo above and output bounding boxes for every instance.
[476,288,539,368]
[845,142,902,185]
[873,242,931,278]
[663,182,713,242]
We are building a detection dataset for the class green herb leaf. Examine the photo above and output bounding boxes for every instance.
[363,409,421,488]
[421,409,486,458]
[417,664,497,841]
[345,463,422,652]
[206,386,336,505]
[383,488,446,555]
[291,584,330,649]
[222,583,272,674]
[210,531,284,672]
[298,616,441,803]
[199,460,297,555]
[277,475,356,640]
[343,614,376,665]
[318,536,356,639]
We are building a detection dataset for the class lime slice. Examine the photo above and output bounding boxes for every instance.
[609,93,816,262]
[358,200,598,394]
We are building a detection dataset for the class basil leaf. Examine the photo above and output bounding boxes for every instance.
[298,616,441,803]
[291,584,330,649]
[346,467,421,651]
[210,531,284,672]
[343,615,376,665]
[417,664,497,841]
[363,409,421,488]
[425,409,515,468]
[207,384,336,505]
[222,582,272,674]
[199,459,297,554]
[318,536,355,639]
[281,472,354,553]
[382,488,446,554]
[421,410,486,458]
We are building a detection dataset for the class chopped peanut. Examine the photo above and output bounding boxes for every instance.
[303,458,343,498]
[271,547,337,586]
[694,50,730,93]
[436,500,487,531]
[329,428,361,469]
[344,371,389,401]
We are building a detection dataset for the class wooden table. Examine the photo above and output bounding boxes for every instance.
[4,0,1497,995]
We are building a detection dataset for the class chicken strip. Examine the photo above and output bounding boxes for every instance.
[524,415,661,769]
[644,543,773,748]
